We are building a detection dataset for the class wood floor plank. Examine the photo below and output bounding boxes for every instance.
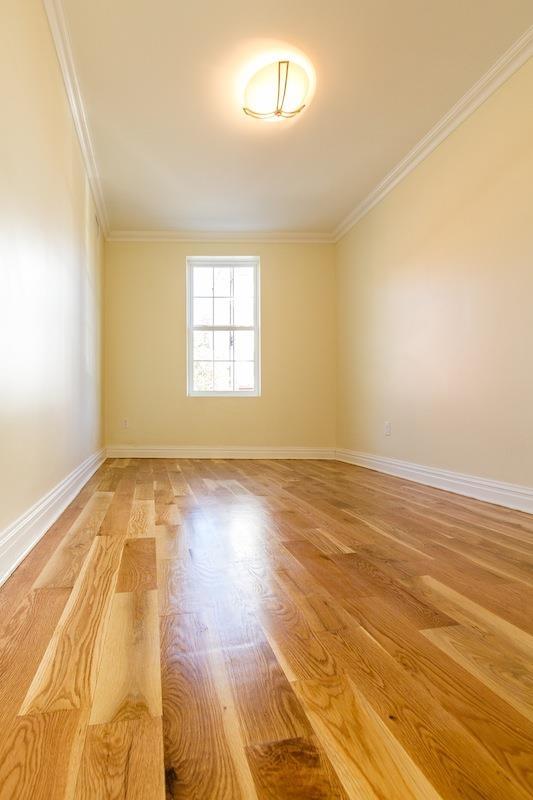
[154,524,184,562]
[332,551,455,629]
[422,547,533,634]
[423,623,533,724]
[90,589,162,725]
[273,570,348,634]
[75,717,165,799]
[245,736,348,800]
[339,593,533,796]
[160,612,251,800]
[0,588,70,731]
[293,674,442,800]
[99,479,134,536]
[435,537,533,586]
[127,499,157,537]
[414,574,533,657]
[0,457,532,799]
[322,624,531,799]
[33,492,113,589]
[134,481,155,501]
[19,536,125,715]
[0,710,84,800]
[0,472,106,624]
[116,537,157,593]
[252,586,339,682]
[210,597,314,747]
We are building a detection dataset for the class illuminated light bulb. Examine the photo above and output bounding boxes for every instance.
[243,59,311,120]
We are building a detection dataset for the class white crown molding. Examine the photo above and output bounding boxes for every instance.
[333,25,533,241]
[106,445,336,459]
[109,21,532,247]
[0,449,106,587]
[43,0,109,234]
[336,449,533,514]
[44,7,531,245]
[106,229,335,244]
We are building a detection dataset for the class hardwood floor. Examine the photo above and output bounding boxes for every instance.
[0,457,532,799]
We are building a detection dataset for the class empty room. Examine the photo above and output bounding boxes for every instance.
[1,0,533,798]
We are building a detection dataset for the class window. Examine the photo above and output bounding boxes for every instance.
[187,256,260,396]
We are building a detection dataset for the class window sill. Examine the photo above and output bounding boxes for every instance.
[187,390,261,398]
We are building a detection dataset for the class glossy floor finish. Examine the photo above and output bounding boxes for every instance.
[0,459,533,799]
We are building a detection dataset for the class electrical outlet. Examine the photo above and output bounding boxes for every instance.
[122,418,129,429]
[384,421,392,437]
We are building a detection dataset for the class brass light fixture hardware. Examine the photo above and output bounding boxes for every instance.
[243,59,309,120]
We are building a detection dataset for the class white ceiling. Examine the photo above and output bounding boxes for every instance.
[59,0,533,237]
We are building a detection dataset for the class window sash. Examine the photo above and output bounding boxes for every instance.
[187,257,260,396]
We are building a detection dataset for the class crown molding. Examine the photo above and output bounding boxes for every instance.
[43,0,109,234]
[333,25,533,241]
[43,4,531,245]
[106,229,335,244]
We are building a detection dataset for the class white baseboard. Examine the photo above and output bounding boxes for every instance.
[0,449,106,587]
[335,449,533,514]
[2,445,528,589]
[106,445,336,460]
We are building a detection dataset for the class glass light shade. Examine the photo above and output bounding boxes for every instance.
[243,60,310,119]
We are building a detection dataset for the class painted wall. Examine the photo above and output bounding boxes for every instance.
[0,0,104,531]
[337,59,533,486]
[104,241,336,449]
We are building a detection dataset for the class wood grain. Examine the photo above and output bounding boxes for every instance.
[293,674,442,799]
[127,499,156,537]
[340,593,533,795]
[33,492,113,589]
[75,717,165,799]
[0,457,532,799]
[90,589,162,725]
[160,612,250,799]
[116,537,157,593]
[423,623,533,723]
[0,588,70,730]
[0,710,84,800]
[20,536,125,715]
[245,736,348,800]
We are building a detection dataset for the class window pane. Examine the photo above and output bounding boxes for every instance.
[214,298,232,326]
[214,361,233,391]
[214,330,231,361]
[214,267,231,297]
[188,259,259,396]
[234,267,254,297]
[235,361,255,392]
[193,361,213,391]
[193,267,213,297]
[193,298,213,326]
[234,330,254,361]
[234,296,254,326]
[193,331,213,360]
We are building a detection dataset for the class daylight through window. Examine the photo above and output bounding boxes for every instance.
[187,257,260,396]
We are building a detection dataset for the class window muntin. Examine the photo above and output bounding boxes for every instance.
[187,257,260,396]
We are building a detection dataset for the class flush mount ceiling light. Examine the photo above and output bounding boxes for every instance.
[243,56,313,120]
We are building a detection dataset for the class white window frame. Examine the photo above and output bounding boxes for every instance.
[186,256,261,397]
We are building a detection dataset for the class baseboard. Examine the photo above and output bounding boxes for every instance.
[0,449,106,587]
[335,449,533,514]
[106,445,336,460]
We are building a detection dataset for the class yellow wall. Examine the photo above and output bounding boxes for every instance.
[337,59,533,486]
[4,0,530,532]
[0,0,104,531]
[104,241,336,449]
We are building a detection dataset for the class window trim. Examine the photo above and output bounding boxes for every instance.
[186,256,261,397]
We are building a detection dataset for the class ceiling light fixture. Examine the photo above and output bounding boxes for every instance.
[243,57,312,120]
